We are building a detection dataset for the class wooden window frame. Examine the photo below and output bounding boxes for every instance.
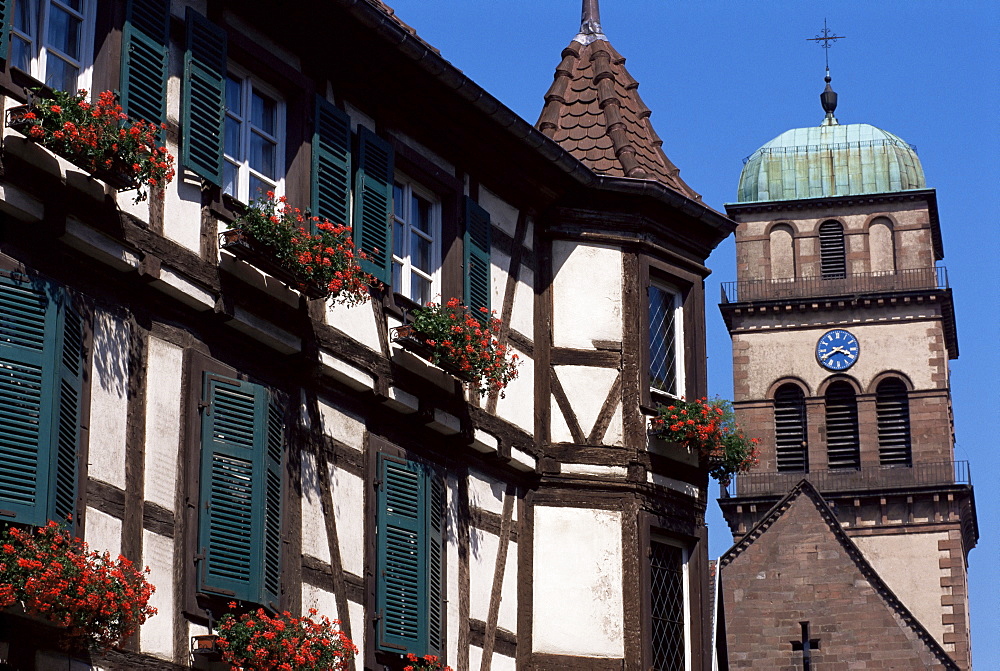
[9,0,97,94]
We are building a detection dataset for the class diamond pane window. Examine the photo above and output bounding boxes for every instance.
[650,541,686,671]
[649,285,683,396]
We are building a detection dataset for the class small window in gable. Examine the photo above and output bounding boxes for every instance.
[223,72,285,203]
[11,0,95,92]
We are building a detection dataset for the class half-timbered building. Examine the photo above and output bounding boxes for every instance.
[0,1,734,669]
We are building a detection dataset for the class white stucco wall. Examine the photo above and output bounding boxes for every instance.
[532,507,624,657]
[84,507,121,559]
[325,299,382,352]
[300,452,330,563]
[469,529,518,634]
[494,346,533,432]
[467,470,516,521]
[332,464,365,578]
[318,400,365,451]
[143,337,183,510]
[140,531,174,660]
[509,268,534,339]
[552,242,622,349]
[552,365,620,444]
[852,531,949,647]
[87,311,129,490]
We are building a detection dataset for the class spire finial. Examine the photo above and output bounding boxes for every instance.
[575,0,606,44]
[807,20,845,125]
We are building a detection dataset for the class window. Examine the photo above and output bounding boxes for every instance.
[649,284,684,397]
[0,270,83,527]
[650,538,687,671]
[197,372,284,608]
[825,381,859,469]
[376,453,444,657]
[876,378,911,466]
[774,384,808,472]
[392,179,440,306]
[819,220,846,279]
[11,0,94,92]
[223,72,284,203]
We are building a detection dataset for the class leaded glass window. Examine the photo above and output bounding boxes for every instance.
[649,284,683,396]
[650,540,686,671]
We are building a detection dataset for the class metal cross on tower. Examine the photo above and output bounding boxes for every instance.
[807,19,846,69]
[791,621,821,670]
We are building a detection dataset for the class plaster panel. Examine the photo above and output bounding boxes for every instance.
[736,320,946,399]
[143,337,183,510]
[162,178,203,253]
[495,347,533,432]
[492,249,512,319]
[553,365,619,440]
[552,242,622,348]
[332,465,366,577]
[479,186,519,239]
[392,130,455,177]
[446,475,460,666]
[604,404,624,446]
[300,452,330,563]
[140,531,174,660]
[325,300,382,352]
[532,507,624,657]
[301,582,339,621]
[468,529,518,635]
[550,393,574,444]
[348,601,365,671]
[509,269,534,338]
[852,531,949,646]
[318,400,365,451]
[88,311,129,490]
[84,507,121,559]
[468,470,516,521]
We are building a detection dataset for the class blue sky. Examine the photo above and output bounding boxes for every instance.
[382,1,999,664]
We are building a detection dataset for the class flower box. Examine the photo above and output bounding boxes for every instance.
[220,228,328,299]
[392,324,478,384]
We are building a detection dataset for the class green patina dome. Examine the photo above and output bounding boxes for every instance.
[737,122,926,203]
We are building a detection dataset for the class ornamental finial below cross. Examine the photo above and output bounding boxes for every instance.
[807,19,846,70]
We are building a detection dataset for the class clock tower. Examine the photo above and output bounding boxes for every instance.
[717,74,977,669]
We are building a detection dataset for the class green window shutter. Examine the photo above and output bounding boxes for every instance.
[0,0,10,65]
[426,476,445,656]
[198,373,283,606]
[377,454,427,653]
[0,274,81,526]
[312,96,352,229]
[120,0,170,126]
[354,127,393,285]
[182,8,226,186]
[463,197,492,319]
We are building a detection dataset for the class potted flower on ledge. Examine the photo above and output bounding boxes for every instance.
[392,297,520,397]
[651,397,760,486]
[5,88,175,202]
[205,605,356,671]
[220,192,373,303]
[0,520,157,651]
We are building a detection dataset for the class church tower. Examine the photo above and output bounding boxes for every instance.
[717,71,977,669]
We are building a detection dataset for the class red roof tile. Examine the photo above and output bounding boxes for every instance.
[536,32,701,200]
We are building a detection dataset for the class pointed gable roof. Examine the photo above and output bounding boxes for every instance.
[720,480,960,670]
[536,3,701,200]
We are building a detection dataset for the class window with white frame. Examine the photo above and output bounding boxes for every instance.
[649,283,684,397]
[391,179,440,306]
[223,72,284,203]
[10,0,94,93]
[649,537,689,671]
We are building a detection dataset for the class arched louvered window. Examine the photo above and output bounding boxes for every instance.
[819,220,846,279]
[774,384,808,472]
[876,378,912,466]
[825,381,859,469]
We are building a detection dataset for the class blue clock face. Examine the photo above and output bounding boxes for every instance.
[816,329,860,371]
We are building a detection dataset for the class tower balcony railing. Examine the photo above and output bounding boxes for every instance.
[720,266,948,304]
[722,460,971,499]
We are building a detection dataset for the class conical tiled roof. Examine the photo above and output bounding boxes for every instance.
[536,4,700,200]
